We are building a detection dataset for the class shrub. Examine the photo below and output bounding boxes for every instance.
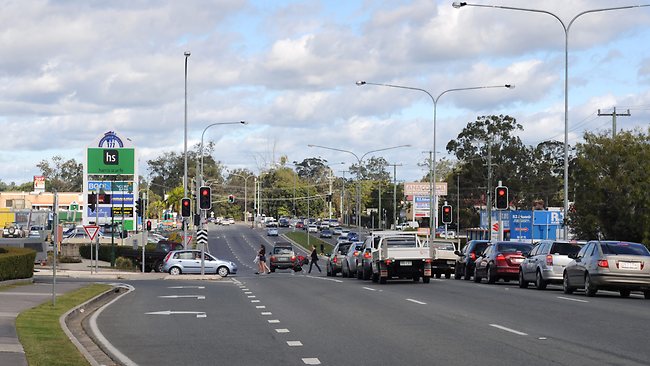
[115,256,134,270]
[58,256,82,264]
[0,247,36,281]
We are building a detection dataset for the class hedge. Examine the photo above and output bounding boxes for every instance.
[0,247,36,281]
[79,243,161,262]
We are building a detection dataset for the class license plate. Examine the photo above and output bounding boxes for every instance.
[400,261,412,266]
[619,261,641,270]
[447,261,455,265]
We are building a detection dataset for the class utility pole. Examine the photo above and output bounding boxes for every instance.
[328,169,334,220]
[388,163,403,229]
[598,107,630,138]
[340,170,348,225]
[486,137,494,241]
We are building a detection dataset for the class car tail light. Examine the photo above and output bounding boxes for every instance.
[546,255,553,266]
[270,256,276,262]
[363,252,371,259]
[353,251,359,257]
[597,260,609,268]
[385,259,392,265]
[291,256,296,262]
[496,253,507,266]
[470,252,476,261]
[164,252,172,262]
[425,258,432,263]
[332,257,337,263]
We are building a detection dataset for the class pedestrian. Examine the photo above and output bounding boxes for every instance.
[256,244,270,274]
[308,245,321,273]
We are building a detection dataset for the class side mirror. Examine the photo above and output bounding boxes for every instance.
[568,253,576,259]
[325,253,331,257]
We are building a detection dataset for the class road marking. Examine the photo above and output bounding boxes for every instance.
[275,328,290,333]
[0,312,19,317]
[306,275,343,283]
[167,286,205,289]
[145,310,207,318]
[287,341,303,347]
[302,358,321,365]
[158,295,205,300]
[241,288,249,291]
[248,295,256,298]
[256,306,266,309]
[268,319,280,323]
[406,298,427,305]
[362,287,377,291]
[261,312,272,315]
[489,324,528,336]
[251,300,260,303]
[557,296,589,303]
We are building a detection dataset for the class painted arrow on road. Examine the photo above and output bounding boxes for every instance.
[158,295,205,300]
[145,310,207,318]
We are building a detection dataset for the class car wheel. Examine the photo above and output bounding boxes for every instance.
[454,265,462,280]
[379,276,387,284]
[356,267,363,280]
[562,272,574,294]
[326,265,332,277]
[413,276,420,282]
[619,289,631,298]
[464,265,472,281]
[644,290,650,299]
[535,270,547,290]
[155,261,164,273]
[518,270,528,288]
[486,265,496,284]
[169,267,182,275]
[473,267,481,283]
[217,266,229,277]
[270,267,275,273]
[444,273,451,279]
[362,268,370,280]
[371,272,379,283]
[423,276,431,284]
[342,263,348,278]
[584,274,597,297]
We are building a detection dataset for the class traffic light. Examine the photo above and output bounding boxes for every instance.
[200,186,211,210]
[88,192,97,212]
[135,199,142,217]
[194,213,200,226]
[181,198,191,217]
[495,186,509,210]
[146,220,152,231]
[228,194,235,204]
[442,204,452,224]
[326,193,332,202]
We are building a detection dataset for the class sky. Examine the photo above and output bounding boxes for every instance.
[1,0,649,186]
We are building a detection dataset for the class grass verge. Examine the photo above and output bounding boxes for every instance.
[284,231,334,254]
[16,283,112,366]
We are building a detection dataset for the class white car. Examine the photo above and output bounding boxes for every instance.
[308,225,318,233]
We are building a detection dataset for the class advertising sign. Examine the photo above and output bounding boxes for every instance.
[33,175,46,191]
[87,148,135,175]
[110,194,134,205]
[112,207,133,217]
[404,182,448,196]
[510,210,533,240]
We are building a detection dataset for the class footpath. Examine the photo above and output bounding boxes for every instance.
[0,259,222,365]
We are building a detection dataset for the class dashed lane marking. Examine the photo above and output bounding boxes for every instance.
[489,324,528,336]
[275,328,290,333]
[268,319,280,323]
[261,312,272,315]
[287,341,303,347]
[256,306,266,309]
[557,296,589,303]
[251,300,260,303]
[302,358,321,365]
[406,298,427,305]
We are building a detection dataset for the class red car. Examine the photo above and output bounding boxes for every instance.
[295,222,304,229]
[474,241,533,284]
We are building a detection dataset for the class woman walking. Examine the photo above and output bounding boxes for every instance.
[308,245,321,274]
[257,244,270,274]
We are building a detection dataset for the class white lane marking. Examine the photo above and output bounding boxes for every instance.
[406,298,427,305]
[256,306,266,309]
[261,312,272,315]
[158,295,205,300]
[287,341,303,347]
[362,287,377,291]
[302,358,321,365]
[557,296,589,303]
[167,286,205,289]
[242,288,249,291]
[146,310,207,318]
[247,295,256,298]
[244,291,253,294]
[251,300,260,303]
[306,275,343,283]
[489,324,528,336]
[268,319,280,323]
[275,328,290,333]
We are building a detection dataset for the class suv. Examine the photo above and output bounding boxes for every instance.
[269,243,302,272]
[454,240,489,281]
[3,223,24,238]
[519,240,584,290]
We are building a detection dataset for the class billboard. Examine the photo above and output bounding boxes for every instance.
[87,148,135,175]
[404,182,448,196]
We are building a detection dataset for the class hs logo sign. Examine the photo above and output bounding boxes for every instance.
[103,149,119,165]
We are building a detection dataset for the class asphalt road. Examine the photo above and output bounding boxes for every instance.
[93,224,650,366]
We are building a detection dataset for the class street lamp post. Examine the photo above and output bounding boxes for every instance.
[452,2,650,239]
[357,80,513,236]
[308,144,411,231]
[183,50,190,247]
[199,121,248,180]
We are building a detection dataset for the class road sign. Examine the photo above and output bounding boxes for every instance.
[183,235,193,246]
[197,230,208,245]
[83,225,100,241]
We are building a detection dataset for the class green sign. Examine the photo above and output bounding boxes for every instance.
[87,148,135,175]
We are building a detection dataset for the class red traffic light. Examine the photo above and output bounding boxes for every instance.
[201,188,209,196]
[443,207,451,213]
[183,200,190,206]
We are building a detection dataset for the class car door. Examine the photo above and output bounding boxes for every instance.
[569,243,593,287]
[475,244,492,277]
[522,243,540,280]
[202,253,219,273]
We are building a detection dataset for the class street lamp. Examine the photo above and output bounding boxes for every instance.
[183,50,190,246]
[357,80,513,236]
[199,121,247,179]
[452,2,650,239]
[307,144,411,231]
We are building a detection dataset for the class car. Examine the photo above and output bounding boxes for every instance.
[347,231,359,242]
[474,241,533,284]
[3,223,25,238]
[519,240,584,290]
[332,227,343,236]
[319,229,333,238]
[267,228,279,236]
[326,241,352,277]
[307,225,318,233]
[342,242,364,278]
[227,217,235,224]
[340,229,350,238]
[317,221,330,230]
[266,220,278,227]
[29,225,45,238]
[563,241,650,298]
[162,249,237,277]
[356,240,374,280]
[454,240,489,280]
[269,243,302,272]
[278,218,290,227]
[295,222,304,229]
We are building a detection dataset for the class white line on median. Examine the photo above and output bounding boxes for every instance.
[489,324,528,336]
[406,298,427,305]
[158,295,205,300]
[557,296,589,303]
[167,286,205,289]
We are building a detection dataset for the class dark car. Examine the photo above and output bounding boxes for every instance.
[347,232,360,242]
[278,218,290,227]
[356,239,373,280]
[474,241,533,284]
[269,243,302,272]
[320,229,333,238]
[454,240,489,280]
[326,241,352,277]
[563,241,650,298]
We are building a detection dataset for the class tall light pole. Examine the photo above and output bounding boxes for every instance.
[199,121,248,179]
[452,2,650,239]
[308,144,411,231]
[357,80,513,236]
[183,50,190,245]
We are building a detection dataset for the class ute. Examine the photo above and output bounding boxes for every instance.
[367,231,433,284]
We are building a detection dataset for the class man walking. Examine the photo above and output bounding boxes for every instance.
[308,245,321,274]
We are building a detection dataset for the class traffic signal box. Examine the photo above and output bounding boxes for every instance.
[495,186,509,210]
[146,220,152,231]
[228,195,235,204]
[442,204,452,224]
[88,192,97,212]
[135,198,142,217]
[200,186,211,210]
[181,198,191,217]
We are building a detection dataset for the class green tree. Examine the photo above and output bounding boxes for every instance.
[37,156,83,192]
[569,129,650,245]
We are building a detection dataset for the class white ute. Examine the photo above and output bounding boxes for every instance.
[368,231,433,284]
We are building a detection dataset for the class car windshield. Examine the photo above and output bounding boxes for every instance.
[274,247,293,255]
[497,243,533,254]
[385,237,417,248]
[433,243,455,251]
[339,244,351,254]
[473,242,489,253]
[550,242,583,256]
[601,242,650,256]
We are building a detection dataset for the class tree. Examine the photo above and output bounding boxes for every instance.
[36,156,83,192]
[293,157,329,183]
[569,129,650,245]
[350,156,390,181]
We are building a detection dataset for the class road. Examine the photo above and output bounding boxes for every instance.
[94,223,650,366]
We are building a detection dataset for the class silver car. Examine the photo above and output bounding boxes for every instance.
[326,241,352,277]
[563,241,650,298]
[519,240,584,290]
[163,250,237,277]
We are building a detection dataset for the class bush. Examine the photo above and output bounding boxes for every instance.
[115,257,134,270]
[58,256,82,264]
[0,247,36,281]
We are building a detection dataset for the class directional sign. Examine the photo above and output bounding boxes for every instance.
[83,225,100,241]
[145,310,207,318]
[197,230,208,245]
